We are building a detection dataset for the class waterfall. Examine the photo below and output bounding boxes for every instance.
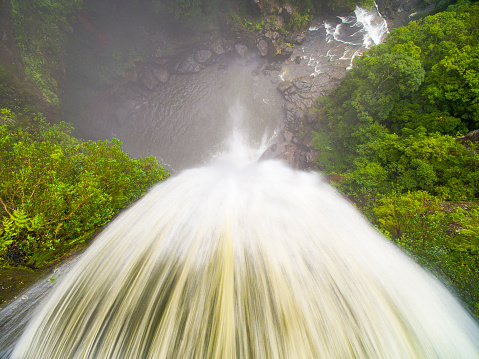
[10,130,479,358]
[324,4,388,49]
[354,3,389,48]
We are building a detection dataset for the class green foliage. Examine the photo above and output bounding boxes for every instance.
[95,47,143,86]
[0,109,169,268]
[0,65,37,114]
[286,8,311,32]
[326,0,375,11]
[374,191,445,244]
[453,206,479,252]
[337,129,479,199]
[10,0,84,107]
[370,192,479,315]
[313,1,479,317]
[153,0,224,29]
[313,1,479,197]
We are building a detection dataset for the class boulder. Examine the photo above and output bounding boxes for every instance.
[150,65,169,83]
[176,56,201,74]
[292,76,312,90]
[139,68,159,91]
[211,39,226,54]
[195,49,213,64]
[282,3,295,22]
[257,39,269,57]
[235,43,249,58]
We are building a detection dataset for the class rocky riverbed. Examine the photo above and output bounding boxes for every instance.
[66,0,404,172]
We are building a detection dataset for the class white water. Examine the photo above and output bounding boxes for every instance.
[354,3,389,48]
[325,4,388,49]
[282,4,389,82]
[11,126,479,358]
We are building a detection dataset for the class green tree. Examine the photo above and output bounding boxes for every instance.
[0,109,169,268]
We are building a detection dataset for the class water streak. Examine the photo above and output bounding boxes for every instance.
[11,139,479,358]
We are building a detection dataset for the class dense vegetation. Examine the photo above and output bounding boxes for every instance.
[313,1,479,316]
[10,0,84,108]
[2,0,479,321]
[0,109,169,268]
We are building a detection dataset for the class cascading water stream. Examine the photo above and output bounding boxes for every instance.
[2,8,478,358]
[280,4,389,81]
[8,108,479,358]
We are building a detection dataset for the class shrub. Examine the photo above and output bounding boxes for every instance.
[0,109,169,268]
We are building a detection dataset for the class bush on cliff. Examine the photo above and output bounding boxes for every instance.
[0,109,169,268]
[312,1,479,317]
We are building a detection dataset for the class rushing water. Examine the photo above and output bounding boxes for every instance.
[281,4,388,81]
[8,126,479,358]
[3,6,478,358]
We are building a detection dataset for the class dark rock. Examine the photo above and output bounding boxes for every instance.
[250,0,264,13]
[294,56,301,64]
[295,34,307,44]
[252,69,260,76]
[130,84,151,97]
[195,49,213,64]
[126,68,139,83]
[456,129,479,150]
[235,43,249,58]
[265,63,282,71]
[154,58,170,66]
[293,77,312,90]
[282,3,295,22]
[150,65,169,84]
[284,130,294,142]
[257,39,269,57]
[176,56,201,74]
[259,142,288,161]
[313,73,331,86]
[265,30,280,42]
[139,68,159,91]
[223,40,235,52]
[279,45,294,59]
[277,80,293,93]
[211,39,226,54]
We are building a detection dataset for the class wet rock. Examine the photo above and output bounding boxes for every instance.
[296,34,307,44]
[293,76,312,90]
[211,39,226,54]
[282,3,295,22]
[139,68,159,91]
[126,68,139,83]
[129,84,151,97]
[279,45,294,59]
[150,65,169,83]
[277,80,293,93]
[284,129,294,142]
[195,49,213,64]
[312,73,331,86]
[265,63,282,71]
[235,43,249,58]
[306,150,320,163]
[176,56,201,74]
[265,30,281,42]
[250,0,264,14]
[257,39,269,57]
[259,142,288,161]
[223,39,235,52]
[456,129,479,153]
